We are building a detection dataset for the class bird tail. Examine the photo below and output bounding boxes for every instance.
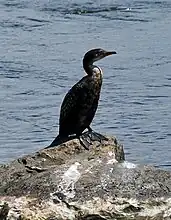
[46,135,63,149]
[45,134,75,149]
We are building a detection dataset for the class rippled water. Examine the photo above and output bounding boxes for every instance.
[0,0,171,169]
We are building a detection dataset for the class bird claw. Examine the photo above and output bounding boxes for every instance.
[78,129,108,150]
[79,134,91,150]
[87,129,108,142]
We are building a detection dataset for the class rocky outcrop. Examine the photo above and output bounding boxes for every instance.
[0,135,171,220]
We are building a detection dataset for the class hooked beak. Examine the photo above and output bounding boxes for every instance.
[105,51,117,56]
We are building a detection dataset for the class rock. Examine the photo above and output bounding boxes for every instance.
[0,135,171,220]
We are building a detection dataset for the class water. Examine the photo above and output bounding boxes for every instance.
[0,0,171,169]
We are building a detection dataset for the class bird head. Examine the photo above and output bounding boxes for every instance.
[83,48,117,64]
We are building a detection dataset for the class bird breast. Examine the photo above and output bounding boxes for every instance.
[91,66,103,88]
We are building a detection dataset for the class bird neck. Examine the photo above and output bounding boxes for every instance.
[83,60,98,76]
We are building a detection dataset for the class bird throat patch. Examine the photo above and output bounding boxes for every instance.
[93,66,102,75]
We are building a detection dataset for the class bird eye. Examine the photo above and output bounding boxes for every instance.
[98,50,103,55]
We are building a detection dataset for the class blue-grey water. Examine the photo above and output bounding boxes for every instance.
[0,0,171,169]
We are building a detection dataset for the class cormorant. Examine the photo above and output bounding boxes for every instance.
[48,48,117,149]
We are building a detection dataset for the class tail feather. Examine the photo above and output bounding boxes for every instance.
[46,135,62,148]
[45,135,75,149]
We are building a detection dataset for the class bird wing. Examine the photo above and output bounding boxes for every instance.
[59,76,88,130]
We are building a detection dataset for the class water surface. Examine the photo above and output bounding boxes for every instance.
[0,0,171,169]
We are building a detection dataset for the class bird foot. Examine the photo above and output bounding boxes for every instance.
[47,130,107,151]
[79,132,92,150]
[87,129,108,142]
[78,129,108,150]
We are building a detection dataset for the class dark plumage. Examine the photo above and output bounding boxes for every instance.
[48,48,116,148]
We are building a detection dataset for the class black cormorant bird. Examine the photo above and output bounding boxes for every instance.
[48,48,117,149]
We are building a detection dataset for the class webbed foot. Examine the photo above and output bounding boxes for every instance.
[87,127,108,142]
[78,131,92,150]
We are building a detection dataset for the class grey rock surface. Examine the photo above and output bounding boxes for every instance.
[0,135,171,220]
